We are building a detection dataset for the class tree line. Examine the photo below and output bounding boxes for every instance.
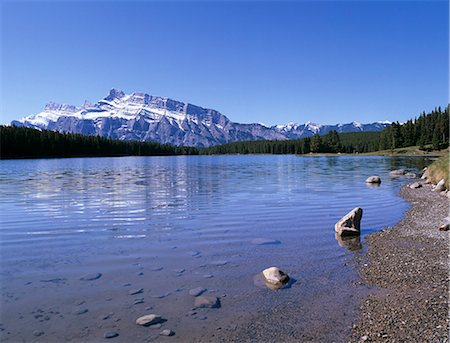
[201,106,449,155]
[1,106,448,159]
[0,125,198,159]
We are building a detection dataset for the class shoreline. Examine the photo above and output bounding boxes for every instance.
[351,183,449,342]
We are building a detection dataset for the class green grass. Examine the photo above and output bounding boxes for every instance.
[427,154,449,189]
[362,146,448,156]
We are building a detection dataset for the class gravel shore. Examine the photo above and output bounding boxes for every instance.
[351,183,449,342]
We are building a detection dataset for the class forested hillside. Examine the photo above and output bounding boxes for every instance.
[201,106,449,154]
[0,126,198,159]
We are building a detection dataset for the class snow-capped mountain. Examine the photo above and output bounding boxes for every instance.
[11,89,391,147]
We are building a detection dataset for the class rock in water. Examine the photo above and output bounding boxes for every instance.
[335,207,363,237]
[409,182,422,189]
[194,296,221,309]
[390,169,407,176]
[135,314,162,326]
[104,331,119,339]
[129,288,144,295]
[251,238,281,245]
[160,329,175,336]
[365,176,381,184]
[261,267,290,290]
[405,173,417,178]
[189,287,206,297]
[433,179,446,192]
[80,273,102,281]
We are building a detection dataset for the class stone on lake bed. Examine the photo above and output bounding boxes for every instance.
[187,251,201,256]
[335,207,363,237]
[261,267,290,290]
[250,238,281,245]
[365,176,381,184]
[405,173,417,178]
[80,273,102,281]
[135,314,162,326]
[160,329,175,336]
[409,182,422,189]
[194,296,221,309]
[72,308,88,315]
[129,288,144,295]
[189,287,206,297]
[150,292,170,299]
[210,260,228,266]
[104,331,119,339]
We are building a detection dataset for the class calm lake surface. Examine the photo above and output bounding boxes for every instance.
[0,155,430,342]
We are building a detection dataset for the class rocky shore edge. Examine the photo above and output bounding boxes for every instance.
[351,181,449,342]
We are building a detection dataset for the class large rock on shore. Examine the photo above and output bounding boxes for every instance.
[261,267,290,290]
[433,179,446,192]
[335,208,363,236]
[365,176,381,184]
[409,182,422,189]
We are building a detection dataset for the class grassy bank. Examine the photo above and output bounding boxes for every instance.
[361,146,448,156]
[427,154,449,188]
[299,146,448,157]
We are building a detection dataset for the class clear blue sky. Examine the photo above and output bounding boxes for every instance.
[1,0,448,125]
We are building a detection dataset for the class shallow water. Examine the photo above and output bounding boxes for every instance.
[0,155,430,342]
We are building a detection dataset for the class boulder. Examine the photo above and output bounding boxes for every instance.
[194,296,221,309]
[135,314,162,326]
[409,182,422,189]
[365,176,381,184]
[405,173,417,178]
[335,208,363,237]
[390,169,407,176]
[261,267,290,290]
[433,179,446,192]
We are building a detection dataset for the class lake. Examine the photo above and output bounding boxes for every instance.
[0,155,430,342]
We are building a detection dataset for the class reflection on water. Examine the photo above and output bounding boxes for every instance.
[335,233,362,251]
[0,155,430,342]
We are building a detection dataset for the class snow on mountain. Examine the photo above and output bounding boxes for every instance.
[12,89,391,147]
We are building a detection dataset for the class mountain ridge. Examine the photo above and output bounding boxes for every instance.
[12,89,392,147]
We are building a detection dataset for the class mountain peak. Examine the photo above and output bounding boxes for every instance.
[105,88,126,101]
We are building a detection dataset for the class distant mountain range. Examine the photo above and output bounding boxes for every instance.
[12,89,392,147]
